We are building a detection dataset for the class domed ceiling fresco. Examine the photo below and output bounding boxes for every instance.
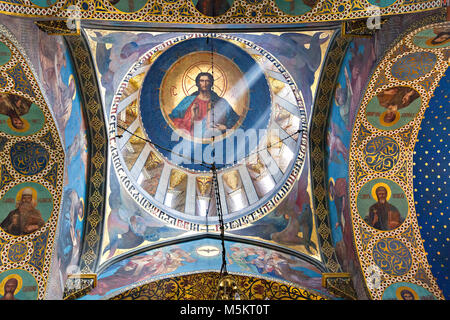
[88,29,331,264]
[0,0,447,302]
[77,29,335,299]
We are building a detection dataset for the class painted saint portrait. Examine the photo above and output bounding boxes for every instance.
[0,183,53,237]
[168,72,240,140]
[0,93,31,131]
[0,278,20,300]
[0,187,45,236]
[0,270,38,300]
[413,24,450,49]
[366,185,402,231]
[366,86,421,130]
[357,179,408,232]
[140,36,270,171]
[376,86,419,124]
[0,93,44,136]
[398,288,416,300]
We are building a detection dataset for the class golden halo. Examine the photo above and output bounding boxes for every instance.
[6,117,30,133]
[78,198,85,222]
[371,182,392,201]
[0,274,23,296]
[395,286,419,300]
[15,186,37,207]
[328,177,335,201]
[379,110,400,127]
[182,62,227,98]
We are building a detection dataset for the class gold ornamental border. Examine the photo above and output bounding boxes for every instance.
[0,0,442,25]
[348,20,449,300]
[64,33,108,275]
[0,25,65,300]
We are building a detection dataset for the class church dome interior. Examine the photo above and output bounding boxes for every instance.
[0,0,448,303]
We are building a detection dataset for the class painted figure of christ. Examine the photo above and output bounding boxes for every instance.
[169,72,239,140]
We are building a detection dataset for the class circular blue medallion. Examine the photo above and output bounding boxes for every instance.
[373,237,412,276]
[391,52,437,81]
[10,141,49,176]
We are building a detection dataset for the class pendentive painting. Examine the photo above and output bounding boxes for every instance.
[326,38,376,299]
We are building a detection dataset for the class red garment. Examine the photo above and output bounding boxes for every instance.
[172,97,210,134]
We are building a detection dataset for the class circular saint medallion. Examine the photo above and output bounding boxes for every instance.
[365,86,421,130]
[357,178,408,231]
[139,36,272,172]
[159,51,249,145]
[0,269,38,300]
[0,182,53,236]
[0,93,45,137]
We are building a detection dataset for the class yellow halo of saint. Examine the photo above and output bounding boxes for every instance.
[371,182,392,202]
[379,110,400,127]
[78,198,85,222]
[0,274,23,296]
[395,286,419,300]
[328,177,335,201]
[15,186,37,207]
[6,117,30,133]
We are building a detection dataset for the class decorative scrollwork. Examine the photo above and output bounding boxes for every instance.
[391,52,437,81]
[7,242,27,263]
[110,272,328,300]
[28,230,49,274]
[6,63,35,98]
[10,141,49,176]
[364,136,400,172]
[372,238,412,276]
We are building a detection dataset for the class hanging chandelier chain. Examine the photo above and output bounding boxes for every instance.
[212,163,227,275]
